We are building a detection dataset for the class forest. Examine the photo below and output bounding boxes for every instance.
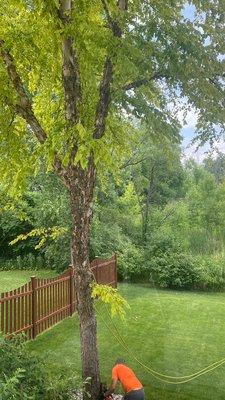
[2,138,225,292]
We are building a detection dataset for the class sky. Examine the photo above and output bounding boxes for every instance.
[180,112,209,163]
[179,4,224,163]
[180,4,203,162]
[181,112,225,164]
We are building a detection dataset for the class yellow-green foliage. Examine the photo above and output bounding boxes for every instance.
[91,283,130,320]
[9,226,68,250]
[0,0,224,197]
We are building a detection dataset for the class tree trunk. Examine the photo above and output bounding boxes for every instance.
[142,203,149,243]
[142,164,155,243]
[65,159,100,400]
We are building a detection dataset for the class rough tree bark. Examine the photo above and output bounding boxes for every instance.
[58,2,101,397]
[64,160,100,400]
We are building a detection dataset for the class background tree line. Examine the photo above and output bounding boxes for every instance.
[2,133,225,291]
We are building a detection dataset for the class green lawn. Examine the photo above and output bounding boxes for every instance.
[25,283,225,400]
[0,270,56,292]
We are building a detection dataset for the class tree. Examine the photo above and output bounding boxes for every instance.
[204,152,225,183]
[131,142,184,242]
[0,1,224,398]
[0,191,36,259]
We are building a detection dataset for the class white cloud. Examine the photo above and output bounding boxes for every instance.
[168,98,225,163]
[182,138,225,164]
[182,143,208,164]
[168,96,198,129]
[177,108,198,129]
[210,139,225,156]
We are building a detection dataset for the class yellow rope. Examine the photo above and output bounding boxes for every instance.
[95,303,225,384]
[106,305,225,379]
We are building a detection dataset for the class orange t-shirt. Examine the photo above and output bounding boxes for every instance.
[112,364,143,394]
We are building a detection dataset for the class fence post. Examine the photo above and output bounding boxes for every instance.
[31,276,37,339]
[69,267,74,316]
[114,253,118,288]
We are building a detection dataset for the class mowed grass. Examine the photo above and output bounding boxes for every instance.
[0,270,56,292]
[25,283,225,400]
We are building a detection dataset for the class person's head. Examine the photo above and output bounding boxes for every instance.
[114,358,126,366]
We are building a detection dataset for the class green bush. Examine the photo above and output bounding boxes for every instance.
[118,242,144,281]
[146,232,184,258]
[0,335,81,399]
[119,233,185,284]
[43,236,71,273]
[0,254,46,271]
[195,255,225,291]
[0,335,46,399]
[117,231,225,291]
[0,245,71,272]
[148,253,199,289]
[124,251,225,291]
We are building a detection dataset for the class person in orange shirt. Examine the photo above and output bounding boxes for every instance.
[104,358,145,400]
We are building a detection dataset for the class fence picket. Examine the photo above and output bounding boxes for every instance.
[1,292,4,333]
[46,280,49,328]
[28,282,32,339]
[24,283,28,332]
[31,277,37,339]
[41,279,44,333]
[45,279,47,330]
[13,288,16,333]
[53,280,56,326]
[56,280,58,323]
[9,290,13,334]
[18,287,21,335]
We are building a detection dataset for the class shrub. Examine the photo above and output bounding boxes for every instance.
[195,255,225,291]
[0,335,81,399]
[147,253,199,289]
[118,242,144,281]
[120,233,186,284]
[125,252,225,291]
[146,232,184,258]
[118,230,225,291]
[0,335,46,399]
[0,246,71,272]
[44,236,71,273]
[0,254,46,271]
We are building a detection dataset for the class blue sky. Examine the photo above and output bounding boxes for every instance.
[179,4,224,162]
[182,3,196,21]
[180,118,207,163]
[181,4,199,159]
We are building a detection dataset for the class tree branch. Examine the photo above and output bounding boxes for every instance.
[101,0,123,37]
[0,41,68,179]
[94,0,127,139]
[59,0,82,124]
[118,0,128,10]
[121,156,149,169]
[123,72,166,91]
[120,152,149,169]
[93,58,113,139]
[0,41,47,144]
[208,77,225,94]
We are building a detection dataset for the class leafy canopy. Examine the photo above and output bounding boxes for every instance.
[0,0,224,194]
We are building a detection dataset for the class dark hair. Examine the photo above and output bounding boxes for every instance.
[115,358,126,365]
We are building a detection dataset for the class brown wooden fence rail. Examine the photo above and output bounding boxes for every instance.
[0,254,117,340]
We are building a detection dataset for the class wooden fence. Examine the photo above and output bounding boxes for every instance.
[0,255,117,340]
